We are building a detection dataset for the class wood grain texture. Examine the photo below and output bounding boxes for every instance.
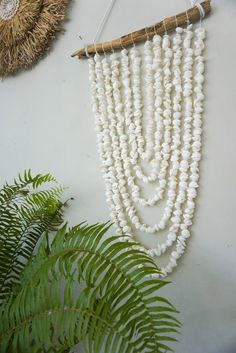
[71,0,211,58]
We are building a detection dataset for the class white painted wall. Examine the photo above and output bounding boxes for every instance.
[1,0,236,352]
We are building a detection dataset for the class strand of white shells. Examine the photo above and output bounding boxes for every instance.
[152,34,165,175]
[88,25,206,276]
[143,39,155,161]
[128,47,143,165]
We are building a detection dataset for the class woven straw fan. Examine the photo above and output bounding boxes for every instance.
[0,0,70,77]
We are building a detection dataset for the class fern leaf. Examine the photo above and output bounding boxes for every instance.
[0,223,180,353]
[0,171,65,304]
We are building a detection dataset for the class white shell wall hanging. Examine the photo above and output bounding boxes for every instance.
[73,0,211,277]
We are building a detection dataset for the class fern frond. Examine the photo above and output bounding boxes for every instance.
[16,170,57,189]
[0,171,65,304]
[0,170,56,213]
[0,223,180,353]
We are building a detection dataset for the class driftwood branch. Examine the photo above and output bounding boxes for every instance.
[71,0,211,58]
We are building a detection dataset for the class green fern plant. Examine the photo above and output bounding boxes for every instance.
[0,222,180,353]
[0,170,65,304]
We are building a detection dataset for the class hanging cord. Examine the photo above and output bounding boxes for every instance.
[94,0,205,43]
[82,0,116,57]
[190,0,206,19]
[93,0,117,44]
[93,0,205,46]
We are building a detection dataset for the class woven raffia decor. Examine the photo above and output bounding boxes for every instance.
[0,0,70,77]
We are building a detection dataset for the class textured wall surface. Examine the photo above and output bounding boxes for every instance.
[1,1,236,352]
